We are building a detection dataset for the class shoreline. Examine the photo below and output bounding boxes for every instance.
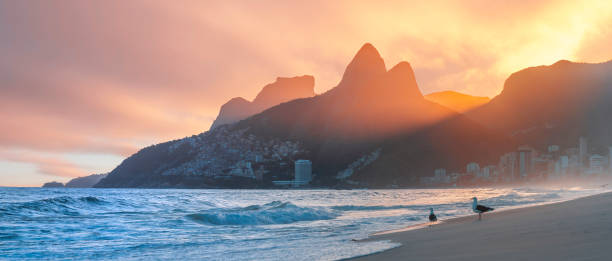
[350,191,612,261]
[366,188,603,237]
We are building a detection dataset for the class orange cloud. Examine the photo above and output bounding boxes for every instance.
[1,1,612,183]
[0,150,86,178]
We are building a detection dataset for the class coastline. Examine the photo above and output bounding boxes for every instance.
[350,191,612,261]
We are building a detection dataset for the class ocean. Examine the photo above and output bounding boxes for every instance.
[0,187,607,260]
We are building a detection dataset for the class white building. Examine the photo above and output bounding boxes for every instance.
[560,155,569,169]
[294,159,312,185]
[518,147,533,178]
[579,137,587,169]
[609,147,612,174]
[480,165,497,179]
[548,145,560,153]
[434,168,445,176]
[434,168,451,183]
[272,159,313,188]
[559,155,569,177]
[552,160,561,179]
[420,168,452,185]
[498,152,517,181]
[589,154,605,174]
[467,162,480,175]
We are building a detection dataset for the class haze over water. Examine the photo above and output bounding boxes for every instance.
[1,187,607,260]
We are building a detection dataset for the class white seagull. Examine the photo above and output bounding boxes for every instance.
[472,197,494,221]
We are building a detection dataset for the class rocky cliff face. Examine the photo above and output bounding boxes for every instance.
[209,98,253,129]
[66,174,108,188]
[251,76,316,111]
[42,181,64,188]
[95,124,308,188]
[210,76,315,129]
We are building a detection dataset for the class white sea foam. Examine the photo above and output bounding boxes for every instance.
[186,201,339,225]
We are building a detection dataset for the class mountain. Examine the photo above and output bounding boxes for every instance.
[210,97,252,129]
[65,174,108,188]
[424,91,490,113]
[210,76,315,129]
[234,44,511,186]
[96,43,511,188]
[240,44,455,139]
[468,60,612,150]
[42,181,64,188]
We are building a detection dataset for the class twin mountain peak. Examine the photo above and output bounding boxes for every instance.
[212,43,474,130]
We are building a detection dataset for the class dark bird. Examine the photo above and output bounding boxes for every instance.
[428,207,437,223]
[472,197,494,221]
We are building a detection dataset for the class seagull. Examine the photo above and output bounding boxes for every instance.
[472,197,494,221]
[428,207,437,223]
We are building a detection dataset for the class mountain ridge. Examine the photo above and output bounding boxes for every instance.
[468,59,612,150]
[95,43,514,188]
[210,75,315,129]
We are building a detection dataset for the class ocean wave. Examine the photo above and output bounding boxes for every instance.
[186,201,338,225]
[484,191,561,206]
[331,205,413,211]
[0,232,19,241]
[0,196,107,216]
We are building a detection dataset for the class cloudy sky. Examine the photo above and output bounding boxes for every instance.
[2,0,612,186]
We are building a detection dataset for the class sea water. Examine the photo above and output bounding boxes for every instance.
[0,187,608,260]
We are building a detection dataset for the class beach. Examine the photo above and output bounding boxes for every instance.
[352,191,612,261]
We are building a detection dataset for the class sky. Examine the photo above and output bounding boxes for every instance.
[2,0,612,186]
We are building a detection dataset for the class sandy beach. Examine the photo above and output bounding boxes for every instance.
[352,192,612,261]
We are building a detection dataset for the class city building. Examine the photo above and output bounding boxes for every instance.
[589,154,605,174]
[498,152,517,181]
[434,168,451,183]
[294,159,312,186]
[560,155,569,169]
[481,165,496,179]
[533,154,552,179]
[427,138,612,186]
[559,155,569,177]
[569,154,580,175]
[551,160,561,179]
[579,137,588,169]
[255,165,265,181]
[518,146,533,178]
[272,159,312,187]
[420,168,452,185]
[435,168,446,177]
[228,161,255,178]
[467,162,480,176]
[609,146,612,174]
[548,145,560,153]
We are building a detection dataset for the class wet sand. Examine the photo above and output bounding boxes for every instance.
[352,192,612,261]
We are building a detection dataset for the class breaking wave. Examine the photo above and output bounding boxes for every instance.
[484,191,562,206]
[0,196,107,216]
[186,201,339,225]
